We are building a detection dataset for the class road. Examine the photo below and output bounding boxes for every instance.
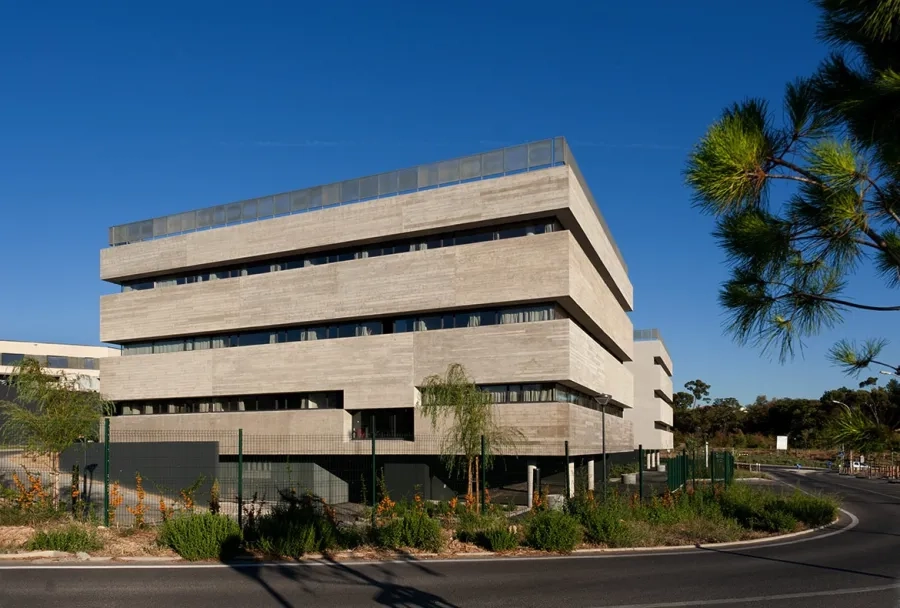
[0,471,897,608]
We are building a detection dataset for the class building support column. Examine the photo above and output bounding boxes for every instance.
[567,461,575,499]
[527,462,537,509]
[587,459,595,492]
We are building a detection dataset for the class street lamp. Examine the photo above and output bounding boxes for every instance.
[594,393,612,499]
[879,371,898,376]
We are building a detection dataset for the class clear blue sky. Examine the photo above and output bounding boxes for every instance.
[0,1,894,404]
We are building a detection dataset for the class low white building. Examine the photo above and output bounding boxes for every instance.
[625,329,674,457]
[0,340,120,392]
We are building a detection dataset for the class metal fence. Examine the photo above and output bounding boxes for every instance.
[105,137,626,271]
[1,426,678,527]
[665,450,735,492]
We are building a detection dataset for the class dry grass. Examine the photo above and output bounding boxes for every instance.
[0,526,34,550]
[100,528,176,558]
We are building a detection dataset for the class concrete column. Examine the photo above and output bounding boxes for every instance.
[527,462,537,509]
[567,462,575,498]
[587,459,595,492]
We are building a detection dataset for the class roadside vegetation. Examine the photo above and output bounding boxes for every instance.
[0,460,840,560]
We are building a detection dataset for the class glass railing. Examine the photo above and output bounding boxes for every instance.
[634,328,663,342]
[107,137,625,269]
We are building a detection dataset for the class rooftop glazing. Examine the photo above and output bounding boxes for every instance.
[107,137,625,269]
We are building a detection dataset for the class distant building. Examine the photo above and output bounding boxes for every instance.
[0,340,120,392]
[97,137,638,459]
[625,329,674,455]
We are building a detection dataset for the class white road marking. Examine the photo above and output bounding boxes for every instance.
[593,583,900,607]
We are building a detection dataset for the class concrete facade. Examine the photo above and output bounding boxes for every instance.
[99,142,637,457]
[0,340,120,391]
[624,330,674,451]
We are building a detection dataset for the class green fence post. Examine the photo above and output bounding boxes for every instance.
[564,440,571,499]
[711,451,716,486]
[237,429,244,529]
[638,444,644,503]
[371,415,377,526]
[480,435,486,512]
[692,450,696,490]
[103,418,110,527]
[681,448,687,491]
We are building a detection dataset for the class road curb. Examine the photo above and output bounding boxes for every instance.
[0,551,70,560]
[568,516,842,555]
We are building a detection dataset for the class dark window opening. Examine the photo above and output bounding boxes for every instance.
[350,408,414,440]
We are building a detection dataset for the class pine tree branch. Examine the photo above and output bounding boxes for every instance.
[771,158,822,183]
[767,283,900,311]
[764,173,821,186]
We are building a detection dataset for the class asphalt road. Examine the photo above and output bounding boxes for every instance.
[0,471,897,608]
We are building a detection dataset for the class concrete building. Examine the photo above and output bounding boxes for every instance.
[0,340,120,391]
[625,329,674,462]
[98,137,636,458]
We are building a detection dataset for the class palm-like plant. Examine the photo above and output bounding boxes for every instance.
[685,0,900,362]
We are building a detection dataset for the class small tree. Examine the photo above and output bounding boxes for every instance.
[420,364,522,504]
[684,379,712,408]
[0,357,111,502]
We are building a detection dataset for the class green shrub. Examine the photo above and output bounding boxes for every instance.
[478,526,519,552]
[27,525,103,553]
[580,508,633,547]
[453,511,507,543]
[525,510,583,552]
[247,491,343,558]
[375,510,443,552]
[0,502,66,527]
[157,512,241,561]
[718,485,801,533]
[777,492,839,527]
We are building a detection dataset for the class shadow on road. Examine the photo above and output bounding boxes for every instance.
[700,546,897,581]
[222,551,458,608]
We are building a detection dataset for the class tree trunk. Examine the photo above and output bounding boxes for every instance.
[466,457,474,499]
[474,456,480,512]
[50,451,61,505]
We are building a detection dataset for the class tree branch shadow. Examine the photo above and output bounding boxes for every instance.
[223,551,458,608]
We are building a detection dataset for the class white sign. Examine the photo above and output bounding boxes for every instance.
[776,435,788,451]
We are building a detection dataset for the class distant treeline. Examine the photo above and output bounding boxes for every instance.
[673,379,900,449]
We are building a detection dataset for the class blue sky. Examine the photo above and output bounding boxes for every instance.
[0,1,895,404]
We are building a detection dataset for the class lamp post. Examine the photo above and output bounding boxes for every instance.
[594,393,612,499]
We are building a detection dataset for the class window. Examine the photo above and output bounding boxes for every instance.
[394,318,413,333]
[240,331,275,346]
[153,340,185,354]
[305,326,331,340]
[498,225,529,239]
[121,304,566,355]
[114,218,560,292]
[115,391,344,416]
[83,358,97,370]
[416,316,442,331]
[1,353,24,366]
[335,323,357,339]
[245,264,270,276]
[46,355,69,368]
